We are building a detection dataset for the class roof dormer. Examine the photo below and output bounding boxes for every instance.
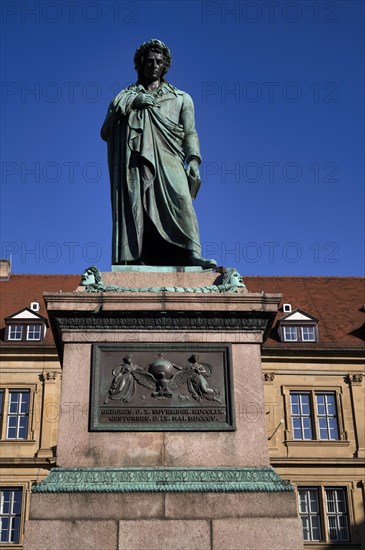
[278,308,318,343]
[4,307,48,343]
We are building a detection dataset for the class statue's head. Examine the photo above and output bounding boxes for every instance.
[222,268,246,288]
[123,354,134,364]
[80,266,102,286]
[134,39,172,80]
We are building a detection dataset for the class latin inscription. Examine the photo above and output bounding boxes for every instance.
[101,407,227,423]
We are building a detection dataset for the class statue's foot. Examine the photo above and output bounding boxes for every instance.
[188,251,217,269]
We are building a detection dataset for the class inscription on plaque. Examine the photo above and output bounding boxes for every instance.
[90,344,235,431]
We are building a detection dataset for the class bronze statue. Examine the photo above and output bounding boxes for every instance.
[101,39,216,268]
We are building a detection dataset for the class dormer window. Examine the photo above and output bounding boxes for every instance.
[301,326,316,342]
[4,307,48,343]
[278,308,318,343]
[8,325,23,341]
[283,326,298,342]
[26,325,42,341]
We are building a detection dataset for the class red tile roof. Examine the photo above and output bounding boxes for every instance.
[0,274,364,350]
[0,274,80,345]
[245,276,364,350]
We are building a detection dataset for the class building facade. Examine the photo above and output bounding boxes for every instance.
[252,277,365,550]
[0,265,364,548]
[0,263,79,548]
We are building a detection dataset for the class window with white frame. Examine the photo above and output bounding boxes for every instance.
[281,324,318,343]
[6,322,45,342]
[26,325,42,341]
[290,391,339,441]
[316,393,339,440]
[0,488,22,544]
[298,488,322,541]
[325,488,350,542]
[298,487,350,543]
[301,326,316,342]
[7,325,23,341]
[283,326,298,341]
[3,391,30,440]
[290,392,313,440]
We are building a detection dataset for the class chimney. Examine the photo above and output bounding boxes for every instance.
[0,259,11,280]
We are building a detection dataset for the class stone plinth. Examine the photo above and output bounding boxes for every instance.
[24,271,303,549]
[25,487,303,550]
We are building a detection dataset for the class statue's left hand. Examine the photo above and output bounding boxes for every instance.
[186,159,200,180]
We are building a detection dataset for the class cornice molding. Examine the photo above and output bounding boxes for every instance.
[32,466,293,494]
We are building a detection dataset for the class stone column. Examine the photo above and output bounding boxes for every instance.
[348,374,365,458]
[36,371,59,459]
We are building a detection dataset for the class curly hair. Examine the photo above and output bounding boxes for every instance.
[86,265,102,284]
[134,39,172,79]
[221,268,237,285]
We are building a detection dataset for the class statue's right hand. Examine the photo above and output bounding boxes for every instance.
[132,93,156,109]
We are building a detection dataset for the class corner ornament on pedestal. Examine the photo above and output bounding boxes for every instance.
[79,266,248,293]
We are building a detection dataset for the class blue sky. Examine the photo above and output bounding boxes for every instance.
[1,0,364,276]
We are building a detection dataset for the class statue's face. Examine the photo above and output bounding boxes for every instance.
[81,269,96,286]
[142,51,165,81]
[229,270,244,287]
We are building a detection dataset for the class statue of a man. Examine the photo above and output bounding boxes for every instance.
[101,39,216,269]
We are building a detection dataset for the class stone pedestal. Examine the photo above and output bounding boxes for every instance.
[24,271,303,549]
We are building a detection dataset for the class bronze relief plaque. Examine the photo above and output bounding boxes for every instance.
[90,344,235,431]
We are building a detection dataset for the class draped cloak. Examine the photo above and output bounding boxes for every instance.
[101,82,202,265]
